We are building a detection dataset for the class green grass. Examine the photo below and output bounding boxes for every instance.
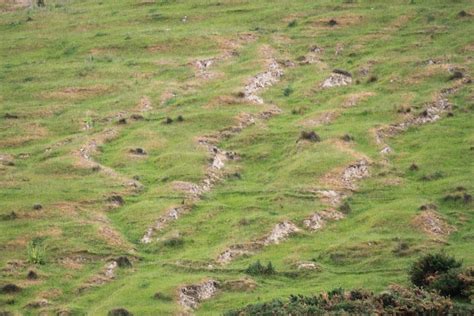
[0,0,473,315]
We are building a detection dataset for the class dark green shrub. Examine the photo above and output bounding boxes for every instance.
[410,253,462,287]
[283,85,294,96]
[245,260,275,276]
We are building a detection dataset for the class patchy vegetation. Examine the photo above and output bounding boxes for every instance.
[0,0,472,315]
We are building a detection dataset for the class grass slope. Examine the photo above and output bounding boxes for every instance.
[0,0,473,315]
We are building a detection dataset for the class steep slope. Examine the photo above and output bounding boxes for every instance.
[0,0,473,315]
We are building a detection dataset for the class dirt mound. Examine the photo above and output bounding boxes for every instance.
[223,278,257,292]
[341,160,370,190]
[300,111,339,127]
[172,181,202,198]
[141,205,190,243]
[243,59,284,104]
[375,82,468,152]
[343,92,375,107]
[321,70,352,88]
[315,190,346,207]
[179,280,219,310]
[216,243,262,264]
[413,211,455,239]
[303,210,344,231]
[263,221,300,245]
[296,262,321,270]
[136,96,152,112]
[79,260,119,292]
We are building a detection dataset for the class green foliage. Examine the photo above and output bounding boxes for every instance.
[287,20,297,28]
[283,85,294,96]
[224,285,455,315]
[27,238,46,265]
[410,253,462,287]
[245,260,276,276]
[409,253,473,298]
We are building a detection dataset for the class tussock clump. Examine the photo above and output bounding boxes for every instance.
[341,134,354,142]
[443,188,472,205]
[458,10,470,18]
[129,148,146,155]
[409,163,419,171]
[367,75,378,83]
[33,203,42,210]
[420,171,443,181]
[299,131,321,142]
[1,284,21,294]
[163,237,184,248]
[397,105,412,114]
[130,114,143,120]
[107,308,133,316]
[0,211,17,221]
[176,115,184,122]
[449,71,464,81]
[288,20,297,28]
[245,260,275,276]
[116,256,132,268]
[153,292,172,301]
[419,203,437,211]
[27,270,38,280]
[392,240,410,257]
[107,195,124,206]
[164,117,173,124]
[338,201,352,214]
[117,118,127,125]
[333,69,352,77]
[4,113,19,119]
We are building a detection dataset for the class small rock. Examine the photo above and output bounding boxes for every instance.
[33,204,42,210]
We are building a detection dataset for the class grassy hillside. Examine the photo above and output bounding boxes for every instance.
[0,0,473,315]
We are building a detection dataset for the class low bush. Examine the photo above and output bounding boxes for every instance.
[245,260,275,276]
[410,253,472,298]
[27,238,46,265]
[224,285,455,315]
